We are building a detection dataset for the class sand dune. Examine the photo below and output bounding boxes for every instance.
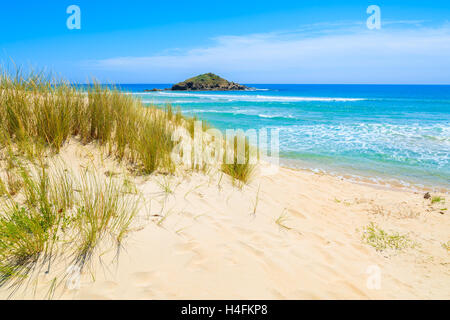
[1,141,448,300]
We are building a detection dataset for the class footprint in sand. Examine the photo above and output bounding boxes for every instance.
[138,287,157,299]
[130,271,158,287]
[100,280,119,291]
[90,281,120,299]
[288,208,308,219]
[174,241,212,271]
[239,241,265,258]
[334,280,370,299]
[269,288,286,299]
[174,241,201,255]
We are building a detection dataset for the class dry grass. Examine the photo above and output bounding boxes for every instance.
[221,135,256,187]
[0,68,257,294]
[0,73,177,174]
[0,155,139,289]
[275,209,292,230]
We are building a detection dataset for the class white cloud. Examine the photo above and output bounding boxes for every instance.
[85,24,450,84]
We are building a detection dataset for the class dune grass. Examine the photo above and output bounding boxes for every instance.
[72,172,139,266]
[0,72,177,174]
[221,135,256,187]
[0,160,72,286]
[0,71,166,290]
[0,153,139,289]
[0,69,257,293]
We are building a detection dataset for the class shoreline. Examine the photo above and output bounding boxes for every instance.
[276,157,450,195]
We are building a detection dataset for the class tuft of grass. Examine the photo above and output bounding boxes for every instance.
[431,196,444,204]
[442,241,450,252]
[0,161,73,286]
[122,176,138,195]
[6,170,23,196]
[221,135,256,187]
[135,111,175,174]
[0,157,139,290]
[186,116,210,140]
[157,176,176,196]
[72,172,139,266]
[362,222,414,251]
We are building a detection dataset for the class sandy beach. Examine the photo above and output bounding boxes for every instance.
[2,140,447,300]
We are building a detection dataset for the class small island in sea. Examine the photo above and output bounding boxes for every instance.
[144,73,250,92]
[172,73,249,91]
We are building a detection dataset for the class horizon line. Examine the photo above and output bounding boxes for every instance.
[78,83,450,86]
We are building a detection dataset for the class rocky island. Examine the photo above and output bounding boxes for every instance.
[171,73,249,91]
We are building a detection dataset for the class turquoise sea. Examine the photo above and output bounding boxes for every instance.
[119,84,450,190]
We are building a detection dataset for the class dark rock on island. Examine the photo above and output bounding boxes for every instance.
[143,88,163,92]
[171,73,249,91]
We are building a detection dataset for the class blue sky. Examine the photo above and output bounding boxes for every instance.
[1,0,450,84]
